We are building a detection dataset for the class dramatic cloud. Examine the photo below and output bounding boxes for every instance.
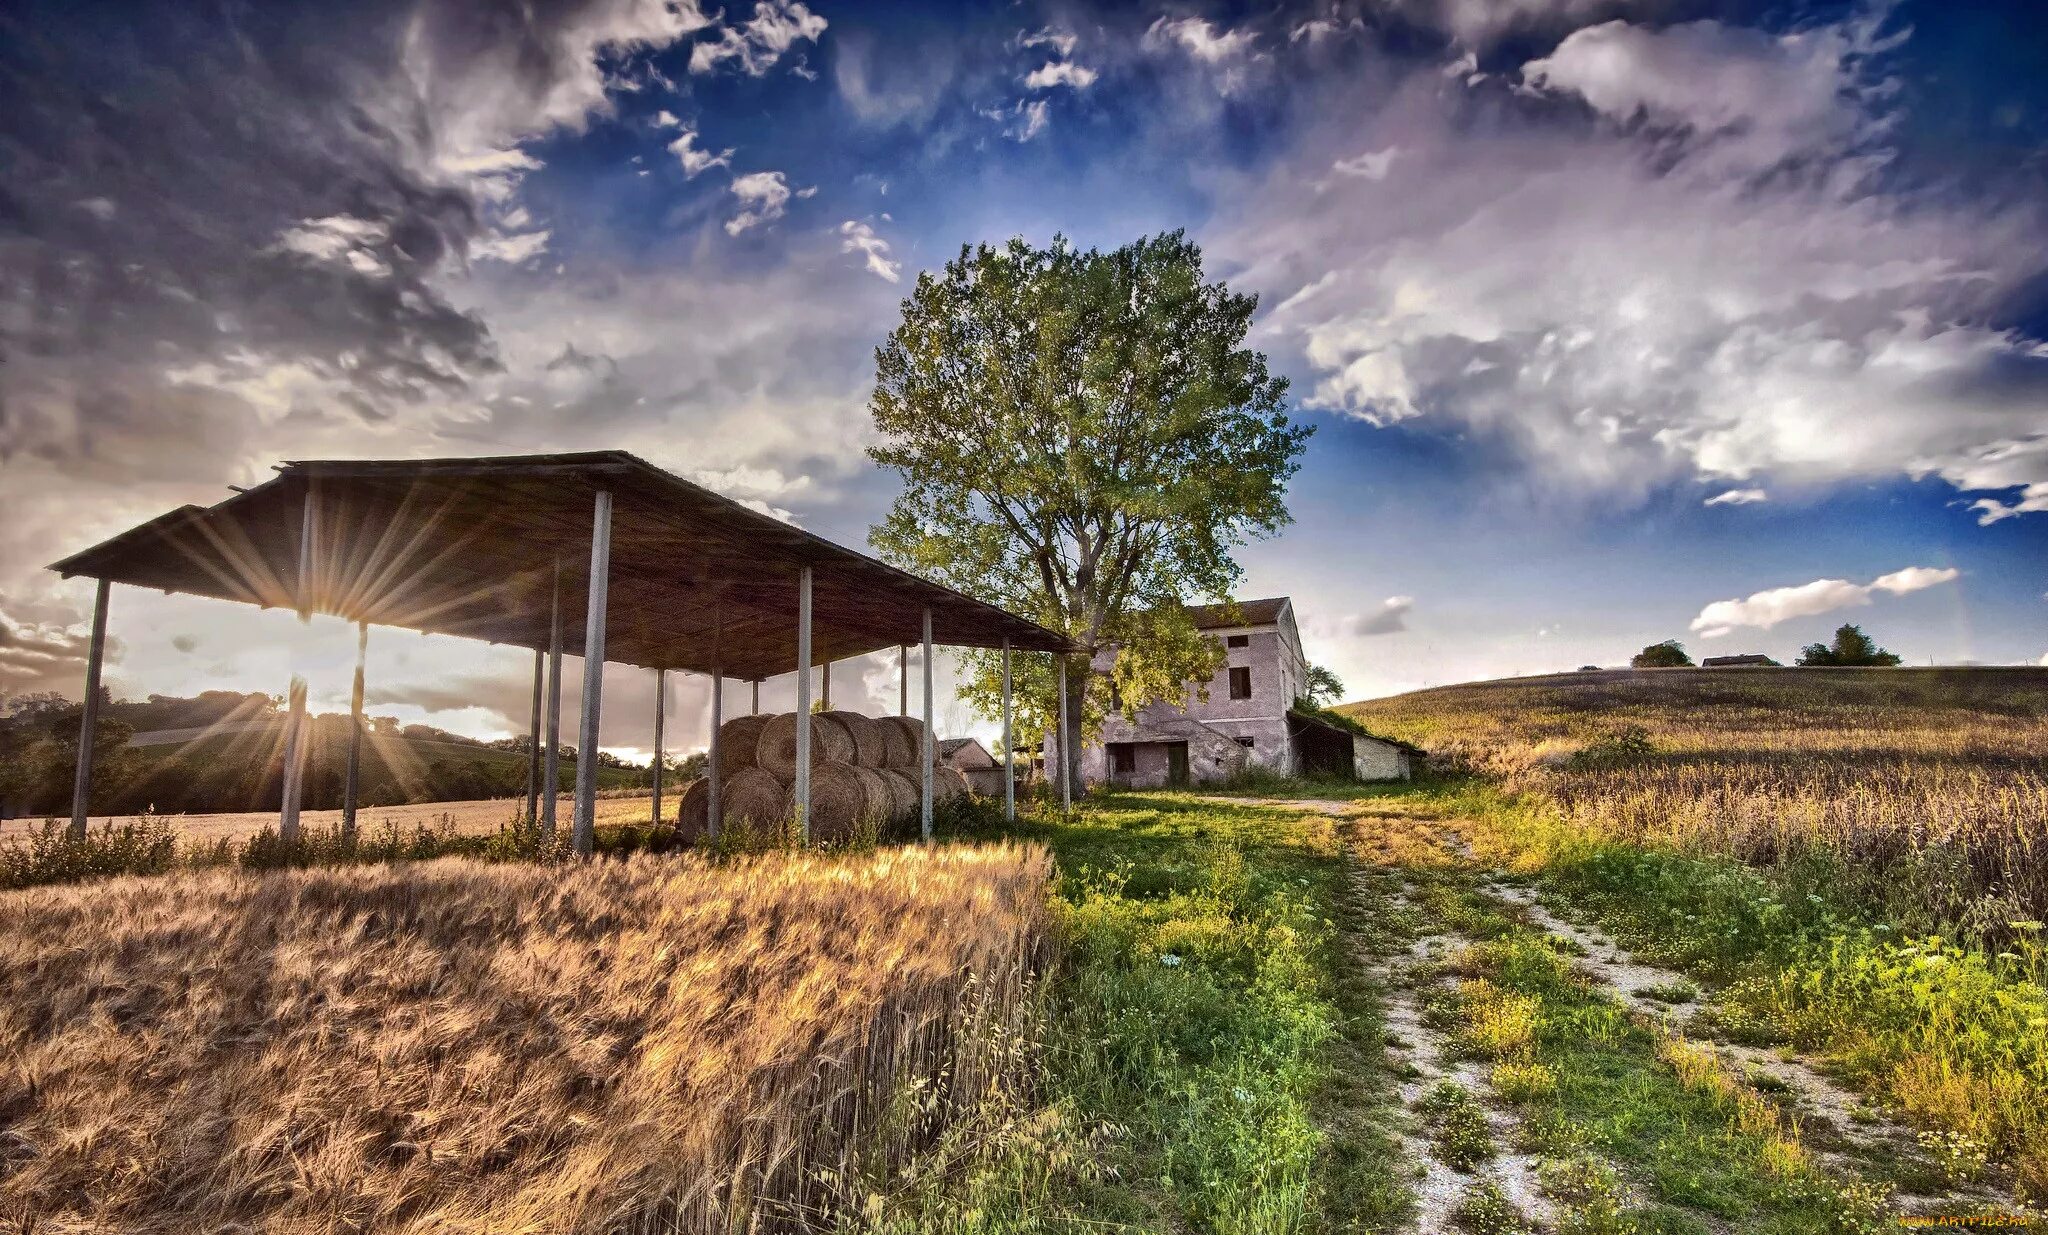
[1690,565,1959,637]
[1380,0,1656,50]
[1704,488,1768,506]
[668,128,736,177]
[1525,16,1887,175]
[839,221,902,283]
[1227,8,2048,518]
[688,0,827,76]
[1144,16,1264,94]
[1345,596,1416,636]
[0,604,104,700]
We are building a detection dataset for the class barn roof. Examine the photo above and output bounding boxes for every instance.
[48,451,1075,681]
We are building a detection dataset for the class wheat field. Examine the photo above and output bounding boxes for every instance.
[1344,667,2048,931]
[0,843,1051,1233]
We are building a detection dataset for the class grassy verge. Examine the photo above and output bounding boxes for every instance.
[1455,780,2048,1209]
[928,791,1409,1234]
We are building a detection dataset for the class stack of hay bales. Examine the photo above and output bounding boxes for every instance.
[680,709,971,844]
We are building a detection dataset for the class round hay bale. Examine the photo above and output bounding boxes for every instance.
[878,715,922,767]
[824,710,888,767]
[933,763,971,802]
[715,714,773,774]
[791,759,867,844]
[811,712,858,764]
[848,765,895,830]
[756,713,843,780]
[677,777,710,842]
[721,766,787,835]
[877,768,920,821]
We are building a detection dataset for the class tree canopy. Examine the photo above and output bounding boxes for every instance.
[867,232,1311,789]
[1631,640,1694,669]
[1797,624,1902,667]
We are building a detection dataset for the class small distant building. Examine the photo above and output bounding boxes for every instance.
[937,737,1007,797]
[1702,654,1778,668]
[1054,596,1426,789]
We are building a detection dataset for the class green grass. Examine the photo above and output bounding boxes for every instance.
[931,790,1411,1234]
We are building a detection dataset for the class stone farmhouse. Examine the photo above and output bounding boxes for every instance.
[1058,596,1422,790]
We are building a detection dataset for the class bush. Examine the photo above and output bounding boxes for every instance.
[0,816,179,890]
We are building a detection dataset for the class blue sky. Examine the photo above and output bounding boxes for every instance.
[1,0,2044,756]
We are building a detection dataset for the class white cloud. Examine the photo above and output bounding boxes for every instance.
[272,215,388,264]
[1704,488,1768,506]
[983,98,1051,142]
[1024,60,1098,90]
[1382,0,1655,50]
[1690,565,1958,637]
[653,109,682,128]
[1146,16,1258,64]
[689,0,827,76]
[1524,17,1887,175]
[1221,10,2048,519]
[470,229,552,263]
[1344,596,1415,636]
[667,128,734,177]
[724,170,796,234]
[1332,147,1399,181]
[839,220,901,282]
[1018,28,1077,57]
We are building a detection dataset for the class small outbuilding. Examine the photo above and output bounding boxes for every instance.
[936,737,1007,798]
[1701,654,1779,668]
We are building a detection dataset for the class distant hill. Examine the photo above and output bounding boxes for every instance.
[0,690,651,819]
[1337,665,2048,773]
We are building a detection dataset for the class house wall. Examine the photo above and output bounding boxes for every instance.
[1353,738,1413,782]
[1063,600,1309,788]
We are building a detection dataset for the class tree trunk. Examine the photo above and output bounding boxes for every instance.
[1059,651,1089,802]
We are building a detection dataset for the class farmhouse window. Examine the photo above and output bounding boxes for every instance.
[1110,743,1136,776]
[1236,736,1255,748]
[1229,667,1252,700]
[1226,634,1249,648]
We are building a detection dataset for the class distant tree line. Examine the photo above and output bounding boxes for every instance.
[0,690,666,819]
[1627,624,1902,671]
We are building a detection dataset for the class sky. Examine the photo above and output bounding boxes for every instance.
[2,0,2045,761]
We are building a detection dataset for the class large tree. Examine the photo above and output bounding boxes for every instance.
[868,232,1311,796]
[1797,624,1902,667]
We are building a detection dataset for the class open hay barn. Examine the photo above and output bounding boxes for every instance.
[49,451,1071,850]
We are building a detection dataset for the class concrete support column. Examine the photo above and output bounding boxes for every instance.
[1001,638,1014,823]
[524,647,542,823]
[707,674,723,836]
[343,622,367,839]
[67,577,111,839]
[543,558,564,840]
[821,660,831,709]
[750,680,759,715]
[794,565,813,843]
[279,484,317,842]
[651,667,667,826]
[899,645,908,716]
[921,607,934,841]
[571,490,613,855]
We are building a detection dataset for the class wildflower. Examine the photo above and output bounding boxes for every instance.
[1159,953,1184,968]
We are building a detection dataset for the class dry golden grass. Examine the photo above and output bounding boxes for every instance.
[2,793,665,843]
[0,843,1050,1233]
[1345,667,2048,926]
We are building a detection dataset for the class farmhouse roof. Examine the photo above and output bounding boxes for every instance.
[48,451,1075,682]
[1182,597,1291,629]
[1702,654,1776,667]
